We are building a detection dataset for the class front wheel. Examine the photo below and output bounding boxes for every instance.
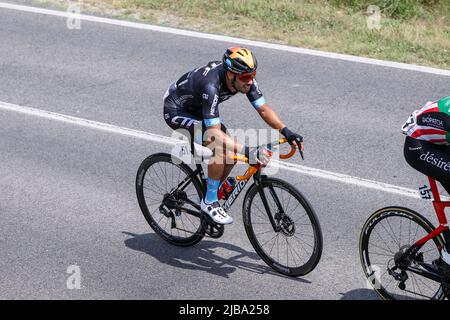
[242,177,323,277]
[359,206,446,300]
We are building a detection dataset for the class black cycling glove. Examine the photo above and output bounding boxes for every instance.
[280,127,303,145]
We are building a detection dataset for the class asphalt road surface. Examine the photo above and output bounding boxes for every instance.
[0,2,449,299]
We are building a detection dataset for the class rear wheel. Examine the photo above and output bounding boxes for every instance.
[359,207,446,300]
[136,153,205,246]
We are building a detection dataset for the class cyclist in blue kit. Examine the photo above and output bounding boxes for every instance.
[163,47,304,225]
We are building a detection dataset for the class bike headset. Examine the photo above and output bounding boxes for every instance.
[222,47,258,91]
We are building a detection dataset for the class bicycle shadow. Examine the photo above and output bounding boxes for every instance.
[338,289,381,300]
[122,231,311,283]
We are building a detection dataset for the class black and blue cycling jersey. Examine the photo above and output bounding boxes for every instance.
[163,61,265,132]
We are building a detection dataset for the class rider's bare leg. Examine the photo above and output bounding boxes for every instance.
[204,131,239,184]
[200,134,235,224]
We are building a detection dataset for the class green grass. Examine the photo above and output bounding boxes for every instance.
[331,0,447,19]
[34,0,450,69]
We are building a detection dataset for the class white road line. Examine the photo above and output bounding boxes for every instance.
[0,100,431,199]
[273,160,420,198]
[0,2,449,77]
[0,101,171,144]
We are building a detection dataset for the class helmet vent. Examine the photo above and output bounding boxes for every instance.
[222,47,257,74]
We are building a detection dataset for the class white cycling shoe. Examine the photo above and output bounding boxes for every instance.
[200,199,233,225]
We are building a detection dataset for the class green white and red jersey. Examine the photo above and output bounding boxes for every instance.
[402,96,450,145]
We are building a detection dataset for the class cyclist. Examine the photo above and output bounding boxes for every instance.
[163,47,304,225]
[402,96,450,269]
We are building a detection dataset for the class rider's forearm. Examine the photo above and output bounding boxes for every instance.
[257,105,304,151]
[257,104,286,131]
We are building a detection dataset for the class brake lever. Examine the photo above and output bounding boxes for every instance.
[298,138,304,160]
[294,140,304,160]
[299,149,304,160]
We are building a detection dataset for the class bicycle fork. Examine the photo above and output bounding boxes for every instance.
[254,173,284,233]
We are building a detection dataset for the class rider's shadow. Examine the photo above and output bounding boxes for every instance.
[122,231,310,282]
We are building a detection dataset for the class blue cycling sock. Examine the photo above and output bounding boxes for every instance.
[205,178,220,204]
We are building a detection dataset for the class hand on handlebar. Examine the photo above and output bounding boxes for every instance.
[234,139,298,180]
[280,127,304,160]
[244,145,273,167]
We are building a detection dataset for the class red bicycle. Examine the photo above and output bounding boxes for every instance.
[359,177,450,300]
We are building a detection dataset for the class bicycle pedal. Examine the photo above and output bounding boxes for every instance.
[200,215,224,238]
[201,214,219,228]
[200,209,218,225]
[203,221,224,239]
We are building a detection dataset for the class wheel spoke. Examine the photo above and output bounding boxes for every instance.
[144,175,166,194]
[286,238,308,260]
[268,233,279,257]
[260,233,279,248]
[370,228,397,255]
[292,234,314,251]
[380,218,401,249]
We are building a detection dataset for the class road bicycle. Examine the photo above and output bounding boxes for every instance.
[359,176,450,299]
[136,138,323,277]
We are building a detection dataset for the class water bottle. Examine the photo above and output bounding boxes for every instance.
[218,177,236,200]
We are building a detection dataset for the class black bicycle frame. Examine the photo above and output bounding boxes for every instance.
[403,263,446,284]
[394,243,448,284]
[169,144,286,232]
[197,163,284,232]
[194,162,251,213]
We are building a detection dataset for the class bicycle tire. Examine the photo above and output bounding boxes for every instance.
[242,177,323,277]
[359,206,447,300]
[136,153,206,247]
